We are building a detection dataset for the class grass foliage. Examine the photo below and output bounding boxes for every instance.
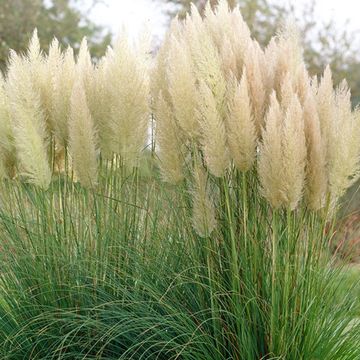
[0,159,358,359]
[0,1,359,358]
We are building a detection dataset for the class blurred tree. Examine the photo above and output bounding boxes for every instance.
[159,0,360,104]
[0,0,111,70]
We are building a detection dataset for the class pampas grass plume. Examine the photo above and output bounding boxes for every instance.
[0,74,16,178]
[27,30,54,135]
[258,92,284,208]
[52,46,76,146]
[69,79,98,188]
[303,93,327,210]
[197,80,229,177]
[6,51,51,188]
[155,93,184,183]
[185,5,227,115]
[244,41,266,132]
[43,38,63,132]
[102,32,149,167]
[226,72,257,171]
[167,36,198,139]
[280,95,306,210]
[316,65,334,149]
[327,81,360,205]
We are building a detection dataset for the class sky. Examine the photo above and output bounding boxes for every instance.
[89,0,360,40]
[90,0,169,41]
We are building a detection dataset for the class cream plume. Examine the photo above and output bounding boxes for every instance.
[258,92,283,208]
[204,0,251,78]
[167,36,198,139]
[226,72,257,171]
[102,32,149,167]
[185,5,226,115]
[219,38,238,77]
[303,94,327,210]
[52,46,76,146]
[279,72,294,110]
[280,95,306,210]
[26,30,54,136]
[327,81,360,205]
[272,23,303,93]
[43,38,63,133]
[197,81,229,177]
[27,29,42,64]
[244,41,266,132]
[151,17,183,105]
[6,52,51,188]
[89,53,113,158]
[69,79,98,188]
[0,74,15,178]
[259,92,306,209]
[316,65,335,150]
[76,38,96,109]
[295,64,311,105]
[263,38,278,92]
[155,93,184,183]
[204,0,233,50]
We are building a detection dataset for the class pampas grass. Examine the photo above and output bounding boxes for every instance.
[6,50,51,188]
[101,33,150,167]
[226,72,257,172]
[52,46,76,147]
[0,1,359,358]
[69,80,98,187]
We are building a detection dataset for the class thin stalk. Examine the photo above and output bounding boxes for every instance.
[270,208,278,353]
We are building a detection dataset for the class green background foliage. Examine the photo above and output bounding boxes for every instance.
[158,0,360,104]
[0,0,111,70]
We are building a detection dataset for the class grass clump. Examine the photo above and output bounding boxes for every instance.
[0,0,359,358]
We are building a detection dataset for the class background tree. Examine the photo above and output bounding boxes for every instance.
[0,0,111,70]
[159,0,360,104]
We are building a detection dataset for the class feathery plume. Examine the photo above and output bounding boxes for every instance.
[204,0,233,50]
[69,80,98,188]
[26,30,53,137]
[258,92,284,208]
[151,17,182,105]
[279,72,294,110]
[0,74,15,178]
[219,37,238,77]
[226,72,257,171]
[280,95,306,210]
[327,81,360,205]
[192,165,217,237]
[185,5,227,115]
[89,53,113,158]
[6,51,51,188]
[228,10,252,77]
[197,81,229,177]
[27,29,42,64]
[263,38,278,92]
[167,36,198,139]
[155,93,184,183]
[295,63,311,105]
[42,38,63,132]
[316,65,335,150]
[303,94,327,210]
[52,46,76,146]
[77,38,93,81]
[244,41,267,132]
[205,0,251,78]
[272,23,303,93]
[102,32,149,167]
[76,38,97,110]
